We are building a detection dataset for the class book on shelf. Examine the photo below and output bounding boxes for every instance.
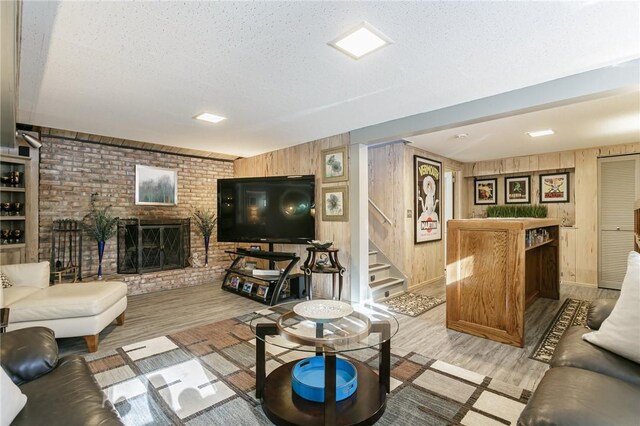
[229,276,240,289]
[242,281,254,293]
[256,285,270,300]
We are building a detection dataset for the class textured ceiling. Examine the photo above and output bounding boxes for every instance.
[406,90,640,162]
[17,1,640,158]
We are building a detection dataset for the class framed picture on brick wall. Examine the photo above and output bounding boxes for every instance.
[135,165,178,205]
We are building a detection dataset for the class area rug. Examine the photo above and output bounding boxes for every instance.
[381,292,445,317]
[85,309,530,425]
[530,298,590,363]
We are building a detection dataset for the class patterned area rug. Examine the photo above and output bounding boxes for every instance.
[530,298,590,363]
[85,309,530,425]
[381,293,445,317]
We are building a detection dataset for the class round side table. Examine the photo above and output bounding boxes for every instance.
[302,247,346,300]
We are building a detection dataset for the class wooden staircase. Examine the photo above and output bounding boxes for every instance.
[368,245,406,302]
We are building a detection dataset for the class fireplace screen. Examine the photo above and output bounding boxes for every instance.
[117,218,190,274]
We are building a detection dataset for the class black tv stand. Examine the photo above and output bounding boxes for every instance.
[221,249,302,306]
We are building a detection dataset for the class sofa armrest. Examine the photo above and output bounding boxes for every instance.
[587,299,617,330]
[0,327,59,385]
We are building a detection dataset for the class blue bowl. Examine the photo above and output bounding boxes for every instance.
[291,356,357,403]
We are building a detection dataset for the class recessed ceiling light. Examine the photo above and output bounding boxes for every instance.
[455,133,468,139]
[194,112,226,124]
[526,129,555,138]
[329,22,392,60]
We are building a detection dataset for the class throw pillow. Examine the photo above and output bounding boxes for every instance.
[0,272,12,288]
[583,251,640,363]
[0,366,27,426]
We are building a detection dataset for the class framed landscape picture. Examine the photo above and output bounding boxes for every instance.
[322,186,348,221]
[474,178,497,205]
[505,176,531,204]
[135,165,177,205]
[414,155,442,244]
[540,172,570,203]
[321,146,348,183]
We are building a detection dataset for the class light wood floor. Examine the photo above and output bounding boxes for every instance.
[58,279,618,391]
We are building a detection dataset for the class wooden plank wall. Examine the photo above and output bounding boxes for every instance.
[368,142,463,289]
[234,133,350,299]
[464,142,640,287]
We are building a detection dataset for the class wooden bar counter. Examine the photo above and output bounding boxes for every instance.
[446,218,560,347]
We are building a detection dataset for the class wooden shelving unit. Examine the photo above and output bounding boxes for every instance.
[0,144,39,265]
[446,218,560,348]
[221,250,301,305]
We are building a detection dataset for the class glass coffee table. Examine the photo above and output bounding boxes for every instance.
[250,300,399,426]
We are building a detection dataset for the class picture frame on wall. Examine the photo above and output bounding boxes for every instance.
[322,186,349,221]
[135,165,178,205]
[540,172,570,203]
[414,155,442,244]
[474,178,498,205]
[505,176,531,204]
[321,146,348,183]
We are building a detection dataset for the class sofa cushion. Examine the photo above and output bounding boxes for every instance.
[0,327,59,386]
[0,366,27,426]
[0,262,50,289]
[586,298,617,330]
[9,281,127,323]
[550,326,640,387]
[1,287,40,308]
[518,367,640,426]
[12,355,123,426]
[583,251,640,363]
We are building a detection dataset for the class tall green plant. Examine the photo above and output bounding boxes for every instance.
[84,193,118,242]
[192,209,217,237]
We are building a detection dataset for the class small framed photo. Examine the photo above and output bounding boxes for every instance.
[540,173,570,203]
[321,146,348,183]
[242,282,254,294]
[474,178,498,205]
[135,165,178,205]
[229,276,240,290]
[505,176,531,204]
[322,186,349,221]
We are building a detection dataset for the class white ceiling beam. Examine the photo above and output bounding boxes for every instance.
[350,59,640,145]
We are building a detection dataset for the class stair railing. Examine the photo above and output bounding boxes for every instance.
[368,198,393,225]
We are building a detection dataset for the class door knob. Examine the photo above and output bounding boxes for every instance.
[616,227,620,231]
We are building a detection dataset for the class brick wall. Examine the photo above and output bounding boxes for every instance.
[39,136,235,294]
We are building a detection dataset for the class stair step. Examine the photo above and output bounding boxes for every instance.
[370,277,403,289]
[368,250,378,256]
[369,263,390,272]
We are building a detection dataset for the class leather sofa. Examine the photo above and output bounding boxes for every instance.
[518,299,640,426]
[0,327,123,425]
[0,261,127,352]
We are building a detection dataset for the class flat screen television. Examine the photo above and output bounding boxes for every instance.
[217,175,315,244]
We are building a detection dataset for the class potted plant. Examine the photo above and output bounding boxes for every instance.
[84,193,118,279]
[193,209,217,266]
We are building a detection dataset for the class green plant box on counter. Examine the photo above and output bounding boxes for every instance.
[486,205,547,218]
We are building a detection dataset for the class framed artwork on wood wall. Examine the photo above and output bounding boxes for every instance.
[505,176,531,204]
[322,186,349,221]
[474,178,498,205]
[540,172,570,203]
[414,155,442,243]
[135,165,177,205]
[321,146,348,183]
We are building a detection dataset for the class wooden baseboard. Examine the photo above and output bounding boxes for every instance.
[561,281,598,289]
[408,275,444,291]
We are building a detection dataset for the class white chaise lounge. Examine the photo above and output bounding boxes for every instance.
[0,261,127,352]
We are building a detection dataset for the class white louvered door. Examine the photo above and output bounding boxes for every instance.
[598,154,640,289]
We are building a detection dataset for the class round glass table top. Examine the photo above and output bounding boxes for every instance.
[249,300,399,354]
